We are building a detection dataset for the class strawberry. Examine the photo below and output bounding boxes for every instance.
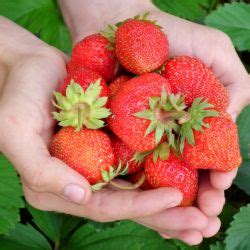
[182,113,242,172]
[162,56,229,111]
[49,127,115,185]
[52,80,111,131]
[145,152,198,206]
[111,135,143,174]
[128,171,152,190]
[59,67,110,98]
[114,17,168,74]
[109,75,130,96]
[67,33,119,82]
[107,73,175,152]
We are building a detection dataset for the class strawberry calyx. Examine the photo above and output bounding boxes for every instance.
[52,79,111,131]
[130,150,153,165]
[178,97,219,152]
[91,162,128,191]
[134,87,187,149]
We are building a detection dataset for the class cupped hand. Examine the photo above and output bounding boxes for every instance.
[0,17,211,241]
[67,1,250,244]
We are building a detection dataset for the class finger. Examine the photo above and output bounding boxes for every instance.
[159,230,203,246]
[226,77,250,121]
[135,207,208,231]
[2,129,92,204]
[198,172,225,217]
[201,217,221,238]
[23,185,183,221]
[210,169,238,190]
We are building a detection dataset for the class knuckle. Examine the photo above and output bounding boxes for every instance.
[213,30,233,49]
[185,207,208,229]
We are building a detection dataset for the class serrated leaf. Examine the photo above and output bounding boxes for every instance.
[152,0,209,21]
[225,204,250,250]
[205,2,250,51]
[0,0,71,53]
[0,154,24,235]
[209,242,225,250]
[66,221,176,250]
[0,223,51,250]
[27,204,82,243]
[234,106,250,194]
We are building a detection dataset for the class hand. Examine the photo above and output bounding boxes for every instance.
[59,0,250,245]
[0,16,200,232]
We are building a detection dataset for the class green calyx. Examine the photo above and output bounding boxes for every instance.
[134,87,189,149]
[130,150,152,165]
[178,98,219,153]
[91,162,128,191]
[52,79,111,131]
[133,12,161,28]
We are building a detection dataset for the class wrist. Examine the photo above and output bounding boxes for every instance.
[59,0,158,44]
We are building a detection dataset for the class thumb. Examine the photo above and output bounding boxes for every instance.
[2,129,92,204]
[227,76,250,122]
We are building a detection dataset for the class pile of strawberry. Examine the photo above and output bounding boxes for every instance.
[50,13,242,206]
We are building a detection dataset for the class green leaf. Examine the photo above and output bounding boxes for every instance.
[27,204,82,243]
[152,0,209,21]
[234,106,250,194]
[205,2,250,51]
[0,0,71,53]
[225,204,250,250]
[0,223,51,250]
[66,221,177,250]
[210,242,225,250]
[0,154,24,235]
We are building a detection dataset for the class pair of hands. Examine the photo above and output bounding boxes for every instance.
[0,1,250,245]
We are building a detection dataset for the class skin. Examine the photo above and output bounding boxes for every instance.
[0,0,249,245]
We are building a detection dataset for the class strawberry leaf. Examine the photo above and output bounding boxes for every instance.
[205,2,250,52]
[0,154,24,235]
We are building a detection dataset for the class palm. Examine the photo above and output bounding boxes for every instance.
[2,52,67,145]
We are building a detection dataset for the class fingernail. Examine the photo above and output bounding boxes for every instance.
[63,184,86,204]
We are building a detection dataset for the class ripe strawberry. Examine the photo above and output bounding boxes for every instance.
[115,18,168,74]
[59,67,110,98]
[49,127,114,185]
[182,113,242,172]
[107,73,172,152]
[162,56,229,111]
[128,171,152,190]
[109,75,130,96]
[67,33,119,82]
[111,135,143,174]
[145,152,198,206]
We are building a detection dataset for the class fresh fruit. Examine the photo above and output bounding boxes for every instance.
[111,135,143,174]
[109,75,130,96]
[49,127,115,185]
[59,67,110,98]
[162,56,229,111]
[53,80,111,131]
[107,73,173,152]
[182,113,242,171]
[114,16,168,74]
[67,33,119,81]
[145,152,198,206]
[128,171,152,190]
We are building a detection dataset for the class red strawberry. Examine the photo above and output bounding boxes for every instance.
[49,127,115,185]
[59,67,110,98]
[183,113,242,172]
[109,75,130,96]
[128,171,152,190]
[107,73,172,152]
[111,135,143,174]
[68,33,119,82]
[145,152,198,206]
[162,56,229,111]
[115,18,168,74]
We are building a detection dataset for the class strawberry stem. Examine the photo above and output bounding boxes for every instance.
[109,173,146,190]
[155,109,191,124]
